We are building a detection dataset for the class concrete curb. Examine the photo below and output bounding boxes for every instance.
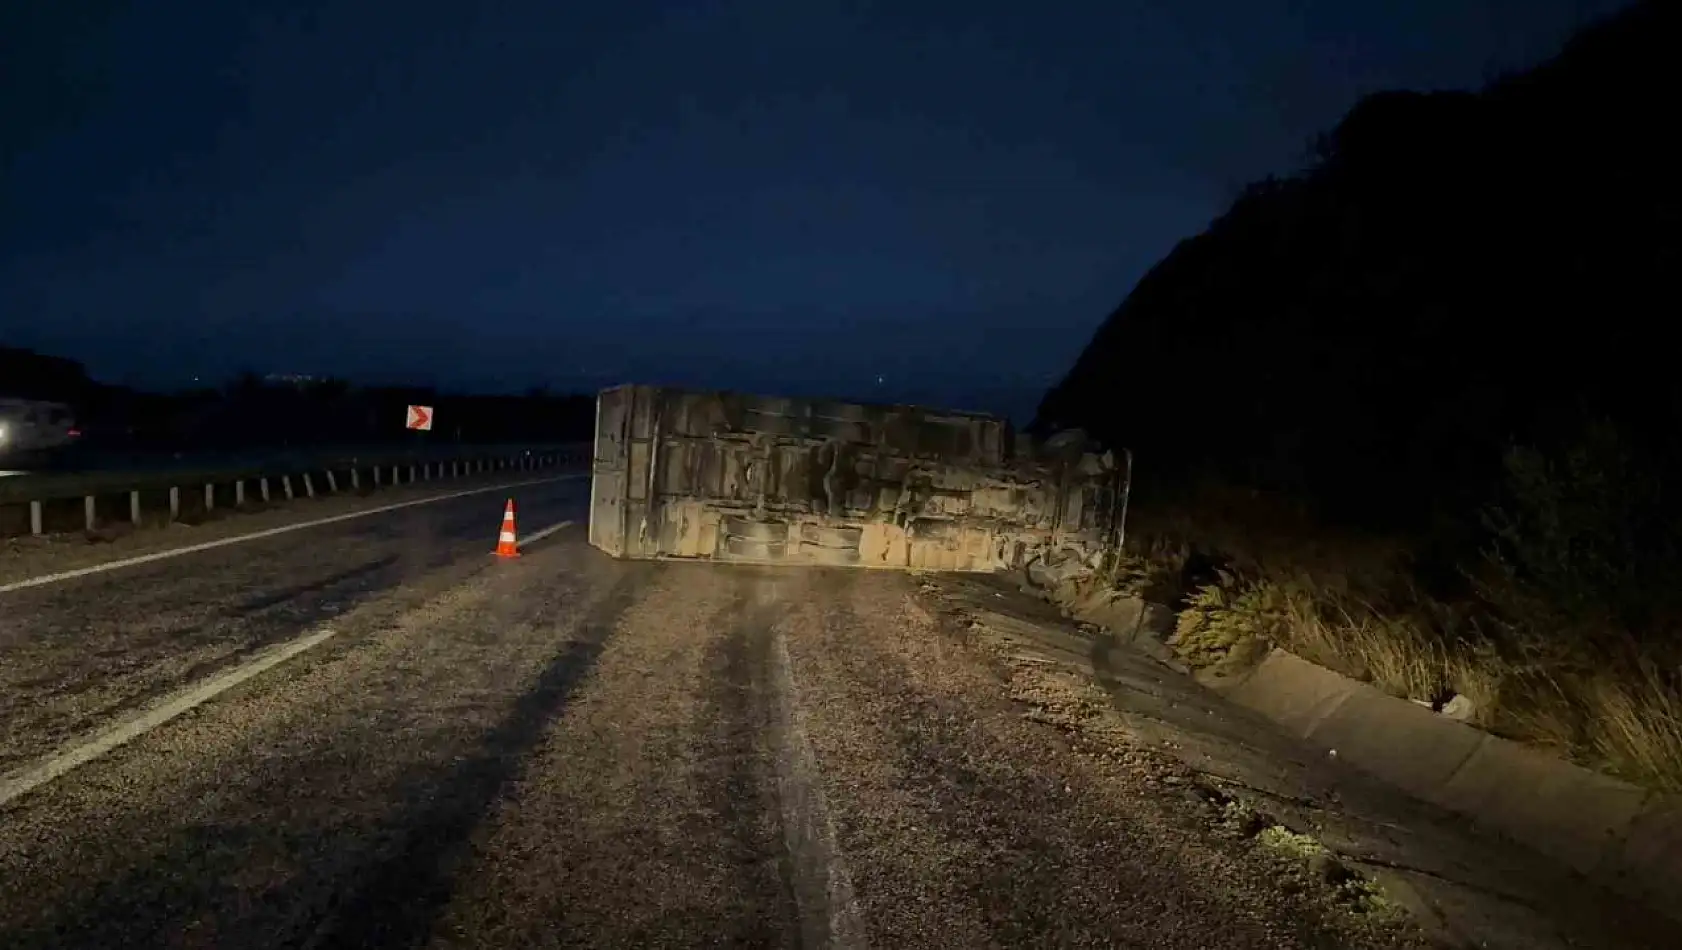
[1207,647,1682,920]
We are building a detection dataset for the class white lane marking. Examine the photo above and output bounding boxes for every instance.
[0,625,339,808]
[518,519,574,548]
[0,473,588,596]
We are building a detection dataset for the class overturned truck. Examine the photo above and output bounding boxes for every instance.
[588,384,1126,576]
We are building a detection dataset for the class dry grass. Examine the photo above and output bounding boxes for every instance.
[1095,535,1188,602]
[1587,661,1682,789]
[1150,558,1682,792]
[1098,426,1682,792]
[1167,570,1480,706]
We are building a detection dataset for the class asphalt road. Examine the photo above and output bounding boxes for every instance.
[0,481,1624,948]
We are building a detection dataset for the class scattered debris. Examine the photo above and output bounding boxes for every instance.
[947,588,1407,929]
[1440,694,1476,722]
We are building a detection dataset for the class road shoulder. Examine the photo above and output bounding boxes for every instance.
[927,572,1682,950]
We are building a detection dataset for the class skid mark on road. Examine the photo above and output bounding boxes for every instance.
[761,573,869,950]
[421,561,771,948]
[230,555,399,613]
[301,562,652,950]
[697,568,867,950]
[697,576,805,947]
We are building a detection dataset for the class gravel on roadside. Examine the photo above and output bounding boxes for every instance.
[780,569,1429,950]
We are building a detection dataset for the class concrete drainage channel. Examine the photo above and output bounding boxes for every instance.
[1059,590,1682,924]
[0,444,592,539]
[1204,648,1682,918]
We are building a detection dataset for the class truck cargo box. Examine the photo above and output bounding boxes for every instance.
[588,384,1122,573]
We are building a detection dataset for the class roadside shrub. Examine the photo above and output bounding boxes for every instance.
[1171,571,1300,676]
[1098,535,1188,603]
[1137,421,1682,790]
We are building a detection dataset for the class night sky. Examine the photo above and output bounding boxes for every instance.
[2,0,1624,420]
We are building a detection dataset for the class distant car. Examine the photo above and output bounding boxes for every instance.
[0,398,82,464]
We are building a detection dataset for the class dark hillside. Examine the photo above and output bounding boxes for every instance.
[1035,1,1682,791]
[1038,0,1679,542]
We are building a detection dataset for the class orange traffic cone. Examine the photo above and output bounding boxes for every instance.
[495,499,520,558]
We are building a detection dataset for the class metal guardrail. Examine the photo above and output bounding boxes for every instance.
[0,442,593,539]
[0,443,589,501]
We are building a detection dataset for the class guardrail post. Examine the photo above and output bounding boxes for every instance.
[235,480,246,506]
[260,478,271,503]
[303,473,316,498]
[351,468,360,490]
[423,463,431,481]
[84,495,96,532]
[130,490,142,525]
[282,475,294,500]
[326,470,338,493]
[204,484,215,511]
[29,500,43,535]
[391,465,400,485]
[169,487,180,521]
[373,466,382,487]
[409,464,417,483]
